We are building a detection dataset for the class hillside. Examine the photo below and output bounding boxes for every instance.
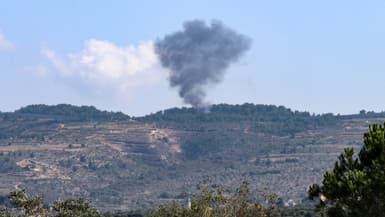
[0,104,383,211]
[14,104,130,122]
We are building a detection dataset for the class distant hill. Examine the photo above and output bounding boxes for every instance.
[138,103,338,136]
[13,104,130,122]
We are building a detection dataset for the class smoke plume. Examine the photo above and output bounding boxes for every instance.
[155,20,251,108]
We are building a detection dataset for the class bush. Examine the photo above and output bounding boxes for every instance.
[151,181,280,217]
[5,190,101,217]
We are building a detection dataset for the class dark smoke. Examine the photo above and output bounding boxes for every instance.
[155,20,251,108]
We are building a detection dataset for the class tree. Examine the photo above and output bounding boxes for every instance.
[5,190,101,217]
[8,190,46,217]
[309,123,385,217]
[151,181,279,217]
[53,197,101,217]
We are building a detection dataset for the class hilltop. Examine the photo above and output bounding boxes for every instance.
[0,103,384,210]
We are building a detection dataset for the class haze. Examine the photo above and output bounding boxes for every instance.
[1,1,384,116]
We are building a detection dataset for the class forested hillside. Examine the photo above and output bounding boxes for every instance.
[138,103,337,135]
[0,104,383,212]
[13,104,130,122]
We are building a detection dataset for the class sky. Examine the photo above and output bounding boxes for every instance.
[0,0,385,116]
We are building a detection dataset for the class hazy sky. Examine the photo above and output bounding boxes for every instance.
[1,1,384,116]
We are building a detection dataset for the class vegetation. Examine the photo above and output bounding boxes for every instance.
[137,103,339,160]
[0,156,21,173]
[14,104,130,122]
[1,190,101,217]
[150,181,322,217]
[151,181,279,217]
[0,186,321,217]
[309,123,385,217]
[0,104,371,210]
[138,103,337,135]
[1,103,384,212]
[342,109,385,119]
[53,198,102,217]
[8,190,45,217]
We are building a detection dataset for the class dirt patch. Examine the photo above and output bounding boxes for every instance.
[16,159,70,180]
[0,144,69,152]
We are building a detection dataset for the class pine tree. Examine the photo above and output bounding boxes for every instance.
[309,123,385,216]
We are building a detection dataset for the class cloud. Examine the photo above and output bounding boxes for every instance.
[42,39,165,98]
[0,32,13,50]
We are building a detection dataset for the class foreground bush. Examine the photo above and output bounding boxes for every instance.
[0,183,317,217]
[151,181,280,217]
[1,189,101,217]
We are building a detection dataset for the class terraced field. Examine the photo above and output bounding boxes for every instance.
[0,109,383,211]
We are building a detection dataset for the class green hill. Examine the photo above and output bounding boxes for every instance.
[14,104,130,122]
[138,103,337,135]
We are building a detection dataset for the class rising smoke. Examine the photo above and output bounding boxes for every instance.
[155,20,251,108]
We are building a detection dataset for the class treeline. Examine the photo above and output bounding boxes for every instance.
[341,109,385,119]
[13,104,130,122]
[0,182,319,217]
[4,104,385,124]
[138,103,337,135]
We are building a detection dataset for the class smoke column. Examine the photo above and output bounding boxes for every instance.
[155,20,251,108]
